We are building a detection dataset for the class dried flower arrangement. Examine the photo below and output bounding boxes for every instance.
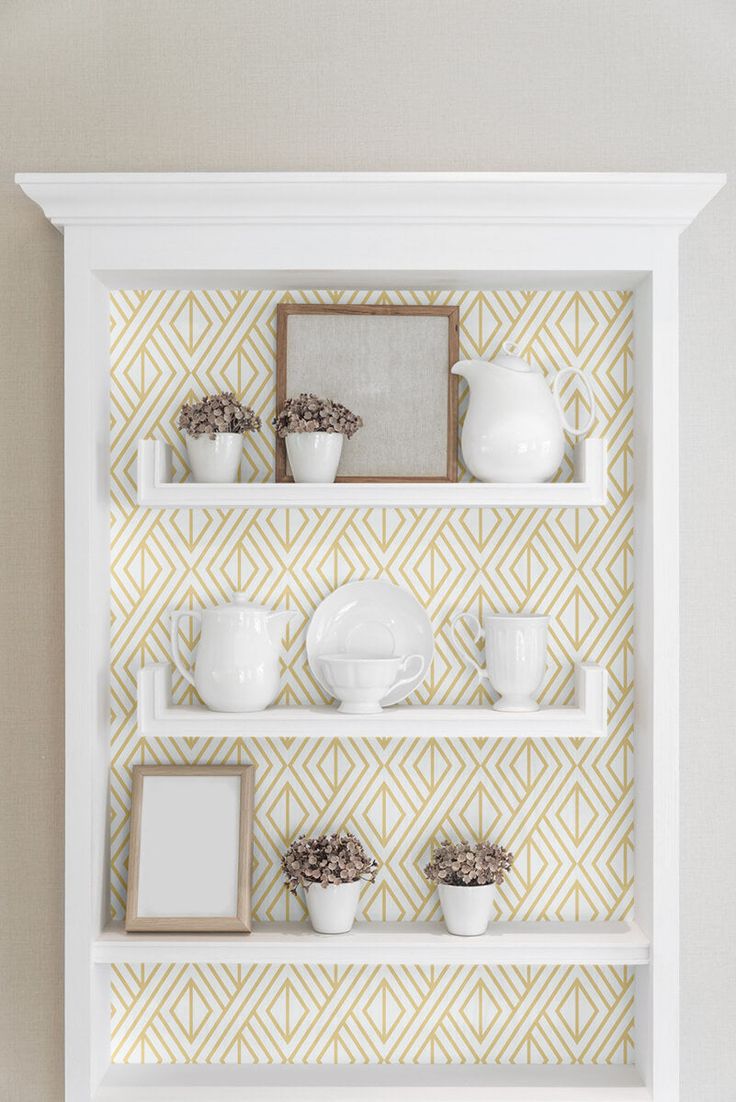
[273,393,363,439]
[178,392,261,440]
[281,832,378,894]
[423,839,514,887]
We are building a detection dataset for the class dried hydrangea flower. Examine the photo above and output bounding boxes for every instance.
[178,392,261,441]
[423,840,514,887]
[273,394,363,440]
[281,832,378,895]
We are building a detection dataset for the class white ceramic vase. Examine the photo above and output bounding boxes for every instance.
[305,880,362,934]
[186,432,242,483]
[438,883,494,936]
[286,432,343,483]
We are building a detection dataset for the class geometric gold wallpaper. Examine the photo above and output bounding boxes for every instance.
[109,288,633,1063]
[111,962,634,1065]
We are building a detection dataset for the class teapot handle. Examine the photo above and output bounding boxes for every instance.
[169,610,201,689]
[552,368,596,437]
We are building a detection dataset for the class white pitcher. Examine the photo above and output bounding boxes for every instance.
[452,342,596,482]
[169,593,296,712]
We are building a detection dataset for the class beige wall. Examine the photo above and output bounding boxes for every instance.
[1,1,734,1098]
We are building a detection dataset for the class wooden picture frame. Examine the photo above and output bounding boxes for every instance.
[275,303,460,482]
[125,764,255,933]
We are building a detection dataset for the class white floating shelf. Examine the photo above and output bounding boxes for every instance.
[138,662,608,740]
[137,438,608,508]
[94,919,648,966]
[95,1064,651,1102]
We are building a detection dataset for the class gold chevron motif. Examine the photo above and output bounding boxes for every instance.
[109,288,634,1063]
[110,962,634,1065]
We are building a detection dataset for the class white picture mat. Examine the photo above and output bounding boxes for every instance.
[286,313,451,477]
[136,775,241,917]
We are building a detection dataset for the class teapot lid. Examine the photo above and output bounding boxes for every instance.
[227,592,267,613]
[491,341,540,375]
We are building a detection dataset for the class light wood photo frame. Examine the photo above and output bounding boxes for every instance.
[125,764,255,933]
[275,303,460,482]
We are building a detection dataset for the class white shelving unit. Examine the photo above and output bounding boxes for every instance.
[95,919,648,966]
[138,661,608,739]
[16,170,726,1101]
[137,436,608,508]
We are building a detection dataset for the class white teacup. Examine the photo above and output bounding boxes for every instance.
[319,653,424,714]
[452,612,549,712]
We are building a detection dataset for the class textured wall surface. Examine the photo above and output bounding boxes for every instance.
[2,1,734,1098]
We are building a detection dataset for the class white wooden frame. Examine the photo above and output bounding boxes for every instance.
[16,171,725,1102]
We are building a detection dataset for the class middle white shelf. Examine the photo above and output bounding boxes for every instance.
[137,662,607,739]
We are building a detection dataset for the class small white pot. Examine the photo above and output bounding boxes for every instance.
[305,880,362,934]
[186,433,242,483]
[286,433,343,483]
[438,883,494,936]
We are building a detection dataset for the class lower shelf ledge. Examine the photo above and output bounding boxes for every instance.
[93,919,648,966]
[137,662,608,739]
[95,1063,650,1101]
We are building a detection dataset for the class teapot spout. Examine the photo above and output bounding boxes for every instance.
[266,608,298,645]
[451,359,484,383]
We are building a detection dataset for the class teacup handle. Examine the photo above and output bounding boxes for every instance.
[552,368,596,437]
[169,610,201,689]
[451,612,490,685]
[388,653,424,696]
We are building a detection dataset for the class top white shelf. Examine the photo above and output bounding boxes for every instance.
[137,438,608,508]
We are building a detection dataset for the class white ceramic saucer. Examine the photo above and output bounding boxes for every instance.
[307,580,434,706]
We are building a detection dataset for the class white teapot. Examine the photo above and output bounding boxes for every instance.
[169,593,296,712]
[452,342,596,483]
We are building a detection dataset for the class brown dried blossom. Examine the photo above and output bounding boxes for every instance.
[281,832,378,895]
[178,392,261,440]
[273,393,363,439]
[423,840,514,887]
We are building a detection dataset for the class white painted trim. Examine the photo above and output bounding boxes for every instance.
[15,171,725,230]
[137,438,609,508]
[138,662,607,740]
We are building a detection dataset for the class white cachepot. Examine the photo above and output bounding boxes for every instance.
[186,432,243,483]
[305,879,362,934]
[438,882,494,936]
[286,432,343,483]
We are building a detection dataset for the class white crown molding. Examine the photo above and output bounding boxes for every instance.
[15,171,725,231]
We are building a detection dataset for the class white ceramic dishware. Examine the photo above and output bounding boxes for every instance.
[438,883,494,937]
[307,580,434,706]
[318,653,424,714]
[286,433,343,483]
[305,880,362,934]
[452,612,549,712]
[452,342,596,482]
[185,432,243,483]
[169,593,296,712]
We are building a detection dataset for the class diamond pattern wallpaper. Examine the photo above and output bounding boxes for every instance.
[108,288,634,1063]
[111,963,634,1066]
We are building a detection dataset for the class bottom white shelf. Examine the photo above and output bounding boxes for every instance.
[95,1063,650,1101]
[94,919,649,965]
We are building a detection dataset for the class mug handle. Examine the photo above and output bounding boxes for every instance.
[169,610,201,689]
[451,612,490,684]
[552,368,596,437]
[388,653,425,696]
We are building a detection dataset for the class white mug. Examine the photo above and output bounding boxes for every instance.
[452,612,549,712]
